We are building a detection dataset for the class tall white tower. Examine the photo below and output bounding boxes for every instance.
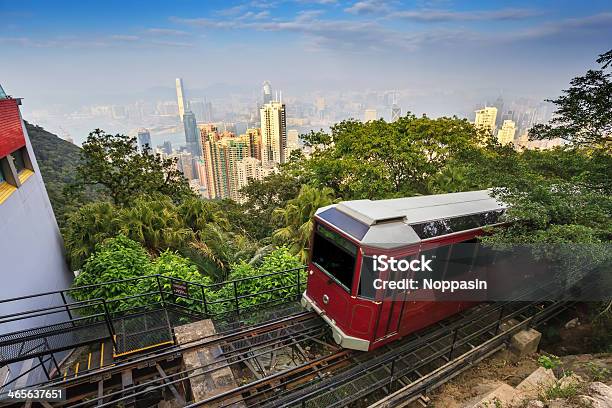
[260,101,287,164]
[176,78,188,121]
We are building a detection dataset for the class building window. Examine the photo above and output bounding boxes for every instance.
[10,149,27,173]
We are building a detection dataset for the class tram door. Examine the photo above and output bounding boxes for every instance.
[374,258,410,341]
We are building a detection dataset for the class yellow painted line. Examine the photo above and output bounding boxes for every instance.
[87,352,92,370]
[17,169,33,184]
[100,342,104,367]
[0,182,17,204]
[113,341,174,358]
[74,362,79,378]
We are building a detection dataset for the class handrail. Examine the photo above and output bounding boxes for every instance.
[0,266,307,305]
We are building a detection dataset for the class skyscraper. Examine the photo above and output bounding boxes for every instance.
[260,101,287,164]
[474,106,498,135]
[137,128,152,153]
[497,120,517,145]
[364,109,377,122]
[200,135,249,201]
[492,96,504,127]
[183,111,200,157]
[262,81,272,105]
[243,128,262,161]
[176,78,188,120]
[391,104,401,122]
[161,141,173,155]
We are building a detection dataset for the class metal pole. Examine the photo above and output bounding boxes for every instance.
[156,276,165,308]
[495,304,505,334]
[102,300,117,351]
[38,356,51,380]
[448,328,459,360]
[60,291,74,326]
[201,286,208,317]
[233,281,240,317]
[297,268,301,297]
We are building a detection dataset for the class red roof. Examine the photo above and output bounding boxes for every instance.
[0,98,26,158]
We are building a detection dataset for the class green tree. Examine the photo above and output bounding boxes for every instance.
[116,196,194,253]
[63,201,117,270]
[238,173,303,239]
[294,115,479,199]
[529,49,611,150]
[273,185,336,262]
[71,129,194,206]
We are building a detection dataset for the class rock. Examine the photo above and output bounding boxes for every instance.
[564,317,580,329]
[579,382,612,408]
[547,398,571,408]
[525,400,544,408]
[471,384,517,408]
[510,329,542,357]
[557,373,583,389]
[515,367,556,399]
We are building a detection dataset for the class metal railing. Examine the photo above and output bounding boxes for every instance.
[0,266,307,368]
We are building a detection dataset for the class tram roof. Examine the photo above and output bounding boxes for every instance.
[315,190,506,249]
[334,190,504,226]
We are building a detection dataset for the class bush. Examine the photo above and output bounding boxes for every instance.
[71,235,152,313]
[132,251,216,314]
[217,247,305,312]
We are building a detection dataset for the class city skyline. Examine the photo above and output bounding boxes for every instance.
[1,0,610,144]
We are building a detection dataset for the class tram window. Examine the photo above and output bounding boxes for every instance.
[419,245,450,281]
[445,239,477,279]
[358,256,377,299]
[472,242,496,268]
[312,224,357,292]
[411,210,504,240]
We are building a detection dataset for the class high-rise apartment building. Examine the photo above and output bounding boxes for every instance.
[497,120,516,146]
[200,135,248,201]
[137,128,152,153]
[183,111,200,157]
[175,151,196,180]
[474,106,498,135]
[176,78,187,120]
[242,128,262,161]
[236,157,276,196]
[262,81,272,105]
[260,101,287,165]
[364,109,377,122]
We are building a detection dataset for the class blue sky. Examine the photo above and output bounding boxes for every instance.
[1,0,611,115]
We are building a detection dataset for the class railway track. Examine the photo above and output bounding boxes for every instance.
[1,299,577,408]
[0,311,330,408]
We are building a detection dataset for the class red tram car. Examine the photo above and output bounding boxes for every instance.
[301,190,507,351]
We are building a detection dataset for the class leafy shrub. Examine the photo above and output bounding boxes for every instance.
[71,235,152,313]
[217,247,305,312]
[538,354,561,370]
[132,251,216,314]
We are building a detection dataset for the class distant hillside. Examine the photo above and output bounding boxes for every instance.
[26,122,103,227]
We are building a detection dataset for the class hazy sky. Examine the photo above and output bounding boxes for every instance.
[1,0,611,116]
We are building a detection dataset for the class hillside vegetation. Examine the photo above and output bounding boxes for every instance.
[26,122,105,227]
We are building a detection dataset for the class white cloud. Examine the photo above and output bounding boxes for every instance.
[390,8,541,22]
[146,28,188,36]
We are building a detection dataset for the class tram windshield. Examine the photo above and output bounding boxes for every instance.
[311,223,357,292]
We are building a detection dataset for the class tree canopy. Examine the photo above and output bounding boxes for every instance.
[71,129,194,206]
